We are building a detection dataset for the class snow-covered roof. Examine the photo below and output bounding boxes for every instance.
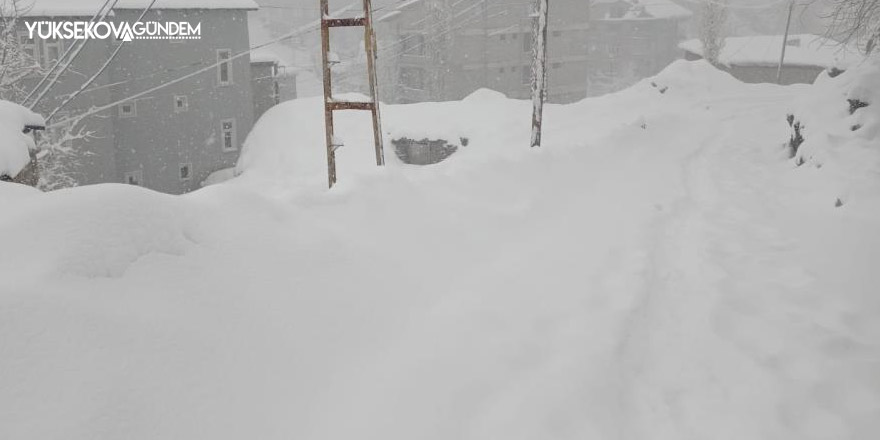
[0,101,45,179]
[247,16,297,68]
[593,0,692,21]
[638,0,692,19]
[18,0,258,16]
[250,48,282,65]
[679,34,865,69]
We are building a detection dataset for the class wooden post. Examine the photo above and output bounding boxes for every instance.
[530,0,549,148]
[482,0,489,87]
[776,0,795,85]
[363,0,385,166]
[320,0,336,188]
[319,0,385,188]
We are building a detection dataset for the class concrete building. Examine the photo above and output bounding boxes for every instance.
[17,0,278,194]
[250,51,283,122]
[377,0,591,104]
[587,0,691,96]
[376,0,690,104]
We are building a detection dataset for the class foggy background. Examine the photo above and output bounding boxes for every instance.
[248,0,841,103]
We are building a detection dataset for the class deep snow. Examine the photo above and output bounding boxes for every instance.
[1,60,879,440]
[0,100,44,179]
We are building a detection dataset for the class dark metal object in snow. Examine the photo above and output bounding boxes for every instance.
[1,124,45,187]
[848,99,869,115]
[320,0,385,188]
[392,138,463,166]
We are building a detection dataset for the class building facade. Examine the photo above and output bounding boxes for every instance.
[587,0,691,96]
[18,0,269,194]
[376,0,690,104]
[377,0,591,104]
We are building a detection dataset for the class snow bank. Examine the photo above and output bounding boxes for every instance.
[2,61,879,440]
[200,166,236,187]
[236,61,741,194]
[236,89,534,193]
[0,184,191,280]
[785,57,880,207]
[0,100,44,179]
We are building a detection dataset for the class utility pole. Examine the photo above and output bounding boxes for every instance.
[530,0,549,148]
[776,0,795,85]
[319,0,385,188]
[482,0,489,87]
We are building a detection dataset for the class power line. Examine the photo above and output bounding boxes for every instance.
[46,0,159,121]
[24,0,118,107]
[45,4,353,129]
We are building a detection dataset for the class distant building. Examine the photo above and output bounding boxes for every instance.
[376,0,690,104]
[680,34,864,85]
[18,0,263,194]
[587,0,692,96]
[377,0,591,104]
[250,50,283,122]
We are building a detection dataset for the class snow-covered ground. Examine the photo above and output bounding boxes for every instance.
[1,60,878,440]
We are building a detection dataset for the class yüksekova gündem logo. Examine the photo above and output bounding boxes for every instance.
[26,21,201,42]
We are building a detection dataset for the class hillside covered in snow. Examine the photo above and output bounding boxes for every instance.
[1,59,879,440]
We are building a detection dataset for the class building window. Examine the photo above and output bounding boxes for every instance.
[119,102,136,118]
[217,49,232,85]
[499,67,505,73]
[522,68,531,85]
[400,66,424,90]
[553,31,562,38]
[523,33,532,52]
[220,118,237,152]
[607,43,620,57]
[552,62,562,69]
[18,32,36,60]
[401,34,425,56]
[500,34,506,41]
[124,170,143,186]
[179,163,192,181]
[41,39,62,67]
[174,95,188,112]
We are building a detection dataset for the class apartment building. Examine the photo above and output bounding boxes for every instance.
[376,0,690,103]
[377,0,591,104]
[18,0,269,194]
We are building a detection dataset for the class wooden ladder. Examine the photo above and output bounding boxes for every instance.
[320,0,385,188]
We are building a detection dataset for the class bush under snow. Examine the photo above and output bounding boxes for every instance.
[0,100,44,180]
[786,57,880,206]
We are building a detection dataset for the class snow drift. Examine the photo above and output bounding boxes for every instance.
[2,60,879,440]
[785,57,880,209]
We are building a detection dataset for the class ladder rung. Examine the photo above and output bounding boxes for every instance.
[327,101,374,111]
[322,17,366,28]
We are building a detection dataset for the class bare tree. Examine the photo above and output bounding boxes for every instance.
[0,0,91,190]
[698,0,729,66]
[0,0,46,102]
[826,0,880,55]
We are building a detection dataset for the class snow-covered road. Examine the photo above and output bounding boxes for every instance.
[1,61,878,439]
